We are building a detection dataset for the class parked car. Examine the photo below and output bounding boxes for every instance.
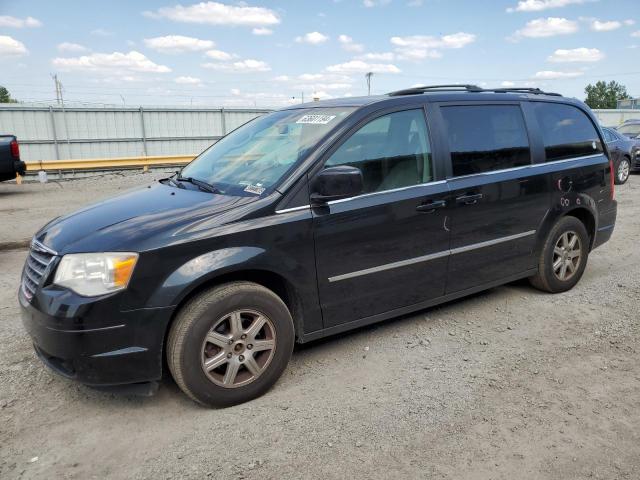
[616,119,640,140]
[19,86,617,407]
[602,127,639,184]
[0,135,26,182]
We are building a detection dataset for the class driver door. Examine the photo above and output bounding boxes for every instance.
[311,107,451,328]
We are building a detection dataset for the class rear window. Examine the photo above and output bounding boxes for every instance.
[441,105,531,177]
[533,102,603,162]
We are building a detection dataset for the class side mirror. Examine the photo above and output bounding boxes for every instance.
[310,166,363,205]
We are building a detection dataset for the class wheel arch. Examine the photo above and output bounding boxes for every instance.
[564,207,596,250]
[535,205,597,258]
[164,268,304,348]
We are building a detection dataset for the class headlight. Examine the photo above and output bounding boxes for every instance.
[54,252,138,297]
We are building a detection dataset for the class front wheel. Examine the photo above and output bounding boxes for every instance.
[167,282,295,407]
[615,157,630,185]
[529,216,589,293]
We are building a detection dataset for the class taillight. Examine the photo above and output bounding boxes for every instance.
[10,140,19,159]
[609,158,615,200]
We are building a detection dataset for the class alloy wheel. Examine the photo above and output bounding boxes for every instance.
[618,159,630,183]
[201,310,276,388]
[552,231,582,281]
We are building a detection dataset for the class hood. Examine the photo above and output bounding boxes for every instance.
[35,183,258,254]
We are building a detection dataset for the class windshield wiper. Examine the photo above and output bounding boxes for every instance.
[160,176,185,189]
[176,175,222,194]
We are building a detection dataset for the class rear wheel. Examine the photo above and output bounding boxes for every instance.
[167,282,295,407]
[615,157,630,185]
[529,216,589,293]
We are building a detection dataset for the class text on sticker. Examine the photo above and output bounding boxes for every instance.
[296,114,337,125]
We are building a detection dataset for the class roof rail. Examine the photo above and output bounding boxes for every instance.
[490,87,562,97]
[387,84,483,96]
[387,85,563,97]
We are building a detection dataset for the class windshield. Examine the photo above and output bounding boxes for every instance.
[617,124,640,137]
[180,107,355,196]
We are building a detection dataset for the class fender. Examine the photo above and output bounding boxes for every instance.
[147,246,267,307]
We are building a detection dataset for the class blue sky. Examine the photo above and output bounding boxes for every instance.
[0,0,638,107]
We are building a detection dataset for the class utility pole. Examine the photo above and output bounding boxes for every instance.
[365,72,374,96]
[51,74,63,105]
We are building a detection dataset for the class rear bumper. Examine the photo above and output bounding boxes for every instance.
[20,288,174,386]
[593,202,617,250]
[15,160,26,176]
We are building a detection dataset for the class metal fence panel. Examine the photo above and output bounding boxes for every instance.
[0,105,270,163]
[593,109,640,127]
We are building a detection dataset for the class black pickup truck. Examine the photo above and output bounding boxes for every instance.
[0,135,26,182]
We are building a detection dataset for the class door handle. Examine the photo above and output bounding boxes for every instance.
[455,193,483,205]
[416,199,446,213]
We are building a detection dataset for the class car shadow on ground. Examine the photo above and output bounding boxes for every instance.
[65,279,538,409]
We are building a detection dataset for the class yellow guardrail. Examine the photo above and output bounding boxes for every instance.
[24,155,196,171]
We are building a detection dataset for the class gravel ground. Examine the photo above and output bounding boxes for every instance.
[0,172,639,480]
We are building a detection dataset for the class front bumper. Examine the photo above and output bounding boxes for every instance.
[19,287,174,386]
[631,151,640,171]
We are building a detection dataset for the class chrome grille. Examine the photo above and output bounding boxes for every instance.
[21,240,56,301]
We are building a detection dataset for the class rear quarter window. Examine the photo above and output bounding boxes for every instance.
[533,102,603,162]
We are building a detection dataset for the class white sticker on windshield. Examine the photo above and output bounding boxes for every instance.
[244,184,266,195]
[296,114,336,125]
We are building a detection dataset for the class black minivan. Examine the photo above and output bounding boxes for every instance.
[20,86,617,407]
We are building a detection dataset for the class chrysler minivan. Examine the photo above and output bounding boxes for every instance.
[20,85,617,407]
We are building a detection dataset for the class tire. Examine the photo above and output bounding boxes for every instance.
[614,157,630,185]
[529,216,590,293]
[167,281,295,407]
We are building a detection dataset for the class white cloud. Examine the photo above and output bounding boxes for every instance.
[338,34,364,53]
[358,52,395,61]
[252,27,273,36]
[202,59,271,72]
[512,17,578,39]
[534,70,584,79]
[0,36,28,57]
[623,20,635,26]
[175,76,202,85]
[632,31,640,38]
[0,15,42,28]
[548,47,604,62]
[295,32,329,45]
[363,0,391,6]
[590,20,621,31]
[273,75,290,82]
[390,32,476,60]
[407,0,424,6]
[326,60,400,74]
[144,35,214,54]
[57,42,89,53]
[391,32,476,49]
[506,0,588,13]
[52,51,171,74]
[501,81,516,87]
[204,49,235,60]
[145,1,280,27]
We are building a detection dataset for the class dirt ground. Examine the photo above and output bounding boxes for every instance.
[0,172,639,480]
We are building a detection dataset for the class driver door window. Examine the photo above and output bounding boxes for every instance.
[325,109,432,194]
